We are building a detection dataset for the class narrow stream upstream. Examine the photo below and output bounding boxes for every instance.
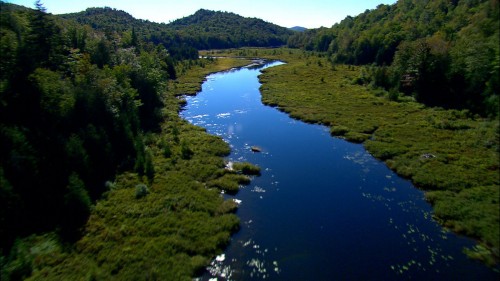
[181,61,497,280]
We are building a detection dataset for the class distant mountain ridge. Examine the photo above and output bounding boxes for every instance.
[290,26,307,32]
[167,9,293,48]
[60,7,153,32]
[61,7,293,50]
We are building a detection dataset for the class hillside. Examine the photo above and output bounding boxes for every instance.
[61,8,293,51]
[288,0,499,117]
[168,9,293,48]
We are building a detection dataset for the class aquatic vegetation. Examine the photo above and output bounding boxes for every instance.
[208,173,251,194]
[232,162,262,175]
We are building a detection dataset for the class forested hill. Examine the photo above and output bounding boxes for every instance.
[61,8,293,51]
[167,9,294,48]
[288,0,499,117]
[60,6,144,32]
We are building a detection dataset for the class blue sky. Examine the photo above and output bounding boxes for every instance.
[5,0,397,28]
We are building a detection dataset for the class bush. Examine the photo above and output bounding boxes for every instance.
[388,89,400,101]
[2,239,33,281]
[135,184,149,199]
[181,141,193,160]
[144,150,155,183]
[63,173,91,234]
[163,144,172,158]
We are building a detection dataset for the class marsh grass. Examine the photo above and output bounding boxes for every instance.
[202,48,500,264]
[232,162,261,175]
[8,57,255,280]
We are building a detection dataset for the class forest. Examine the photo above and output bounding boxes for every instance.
[1,0,168,251]
[61,8,293,54]
[0,0,499,279]
[288,0,499,117]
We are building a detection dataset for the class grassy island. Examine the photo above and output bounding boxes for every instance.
[203,48,499,266]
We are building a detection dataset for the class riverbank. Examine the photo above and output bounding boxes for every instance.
[13,57,255,280]
[203,48,499,266]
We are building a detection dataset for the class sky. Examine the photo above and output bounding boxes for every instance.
[5,0,397,29]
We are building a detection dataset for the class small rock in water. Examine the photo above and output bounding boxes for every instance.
[251,146,262,152]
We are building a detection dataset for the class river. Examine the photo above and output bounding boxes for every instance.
[181,61,497,280]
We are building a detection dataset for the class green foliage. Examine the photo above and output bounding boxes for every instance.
[232,162,261,175]
[162,142,172,158]
[165,9,293,49]
[0,0,169,258]
[288,0,500,117]
[1,233,62,281]
[180,141,194,160]
[1,239,33,281]
[330,125,350,136]
[144,149,155,183]
[64,173,91,219]
[427,185,500,261]
[208,173,251,194]
[60,7,292,59]
[135,183,149,199]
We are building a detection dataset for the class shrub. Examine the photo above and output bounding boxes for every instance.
[163,143,172,158]
[388,89,400,101]
[63,173,91,236]
[181,141,193,159]
[144,150,155,183]
[2,239,33,281]
[135,184,149,199]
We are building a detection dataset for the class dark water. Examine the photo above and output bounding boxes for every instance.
[181,61,498,280]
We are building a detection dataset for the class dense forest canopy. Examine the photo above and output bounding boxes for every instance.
[288,0,499,117]
[167,9,294,49]
[61,7,294,53]
[0,0,169,250]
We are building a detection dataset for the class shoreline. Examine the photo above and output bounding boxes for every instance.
[201,48,499,267]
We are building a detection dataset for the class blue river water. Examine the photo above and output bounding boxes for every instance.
[181,61,498,280]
